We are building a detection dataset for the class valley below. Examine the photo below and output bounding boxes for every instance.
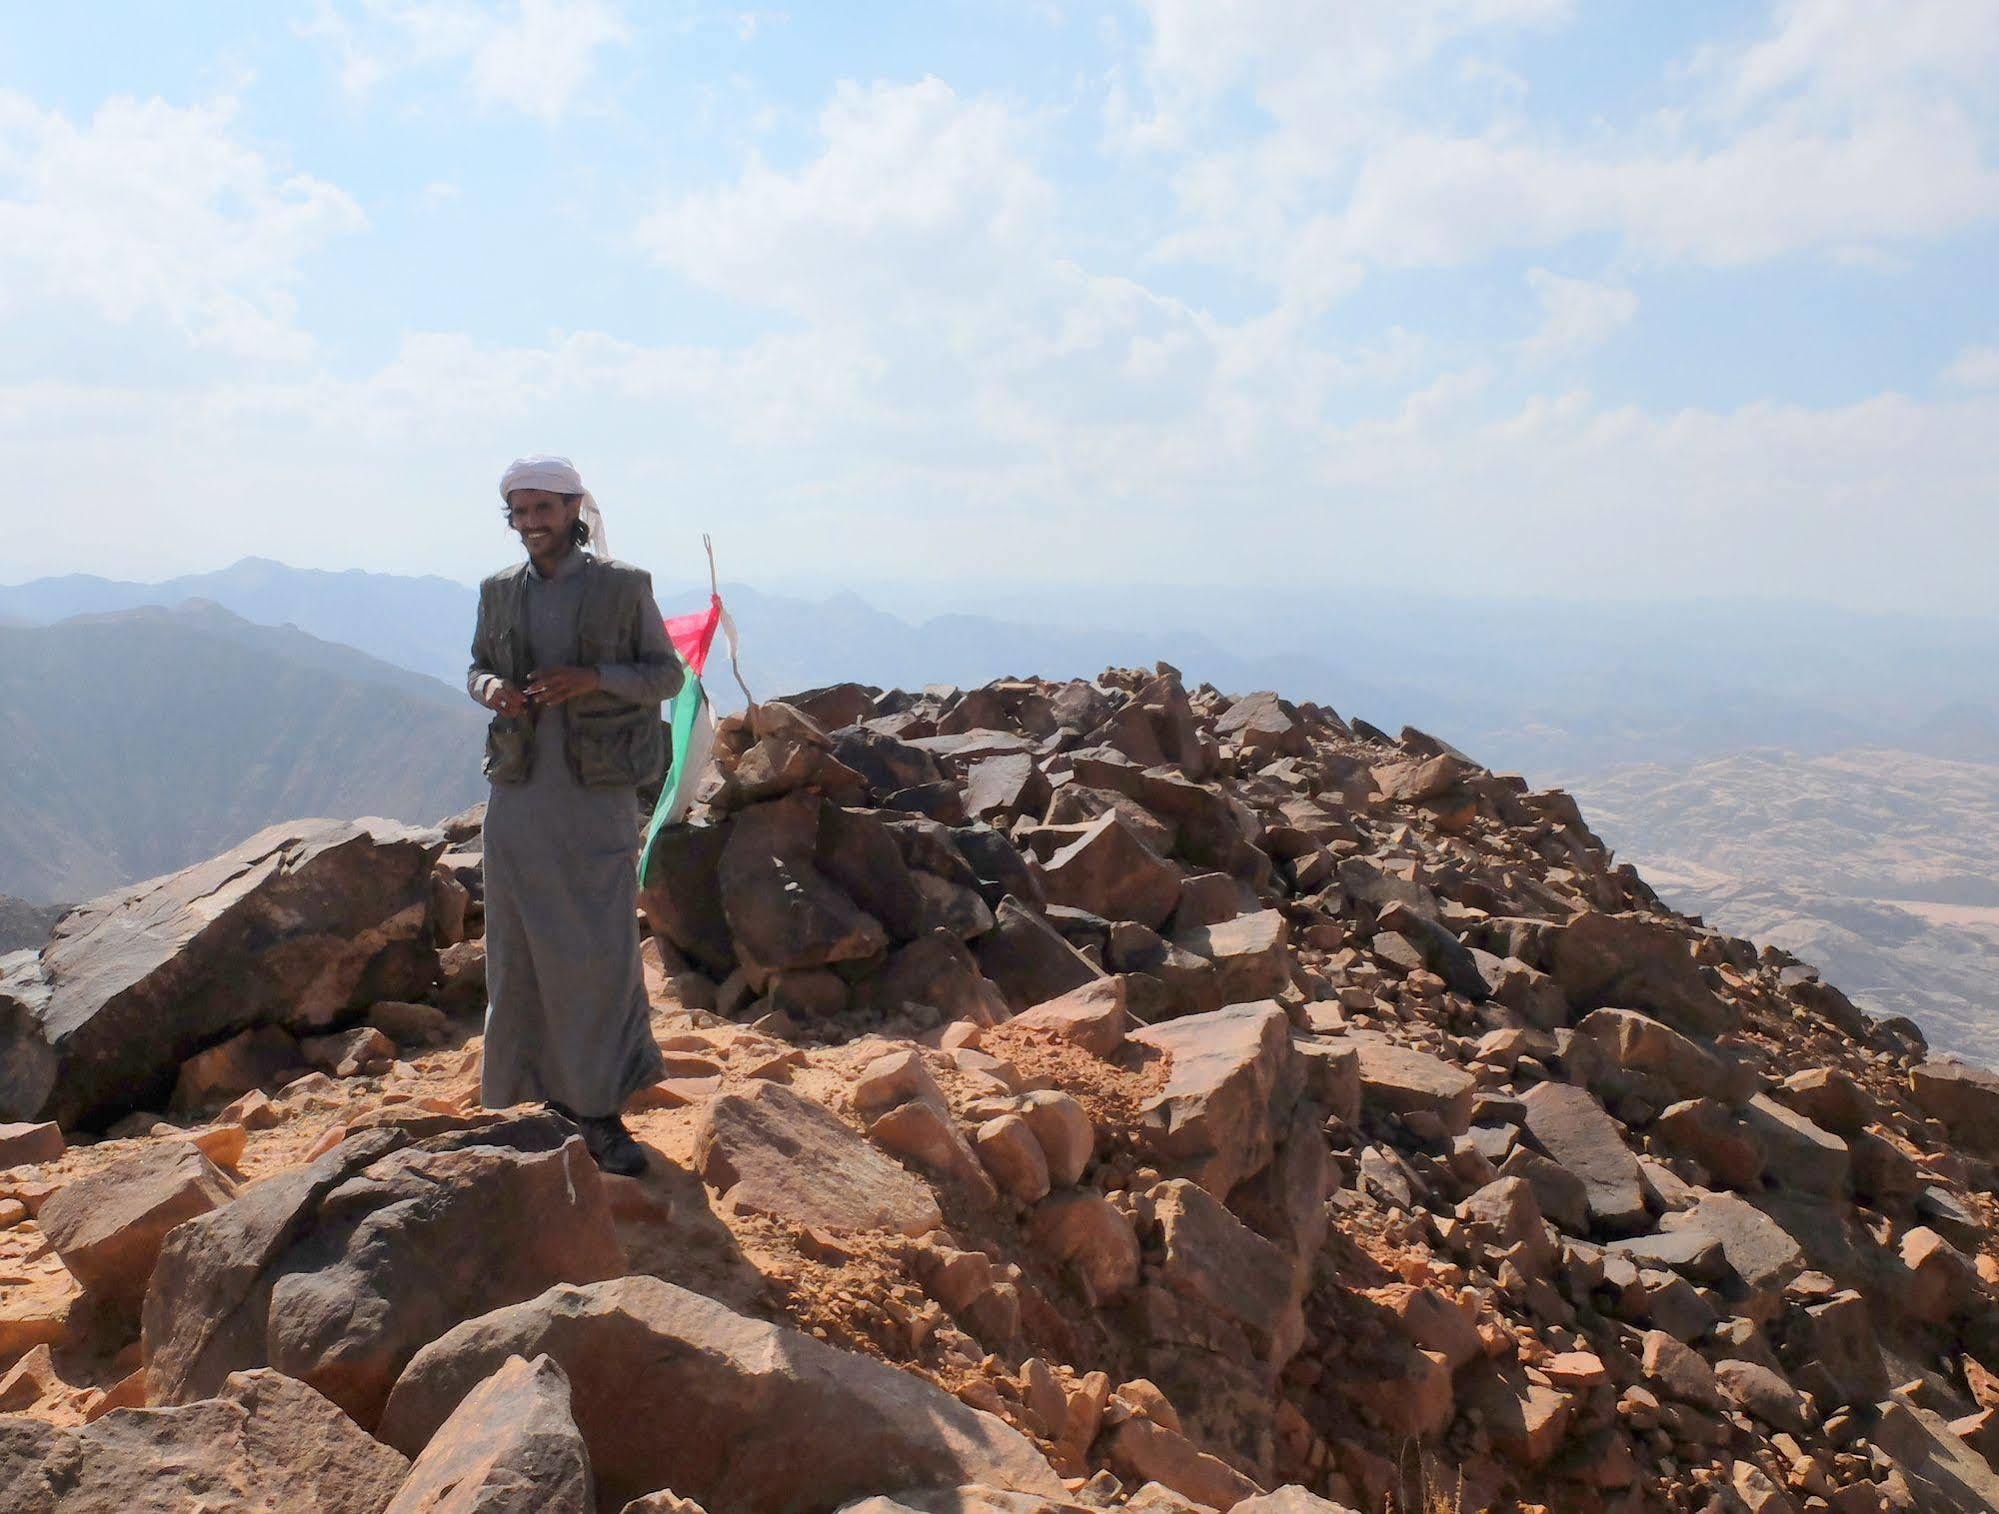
[1574,748,1999,1065]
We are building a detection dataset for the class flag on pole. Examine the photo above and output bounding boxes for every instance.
[639,537,747,888]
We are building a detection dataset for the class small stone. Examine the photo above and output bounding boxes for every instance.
[1641,1329,1728,1413]
[1029,1190,1140,1304]
[976,1114,1053,1204]
[0,1121,66,1168]
[191,1123,249,1168]
[221,1088,282,1130]
[301,1026,397,1078]
[1015,1089,1094,1187]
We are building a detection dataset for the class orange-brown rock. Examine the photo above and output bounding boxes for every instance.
[380,1277,1065,1512]
[143,1115,625,1427]
[384,1353,592,1514]
[698,1080,944,1235]
[1,1368,409,1513]
[38,1139,237,1311]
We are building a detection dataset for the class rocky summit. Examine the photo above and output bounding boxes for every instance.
[3,663,1999,1514]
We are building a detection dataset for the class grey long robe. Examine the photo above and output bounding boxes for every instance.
[467,547,677,1117]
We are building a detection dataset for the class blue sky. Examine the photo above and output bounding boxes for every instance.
[1,1,1995,612]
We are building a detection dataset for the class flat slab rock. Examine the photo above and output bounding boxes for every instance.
[695,1080,944,1236]
[143,1114,626,1429]
[1,1367,409,1514]
[1520,1082,1649,1234]
[379,1276,1065,1513]
[0,817,442,1127]
[1911,1061,1999,1151]
[1660,1192,1806,1296]
[1349,1033,1475,1137]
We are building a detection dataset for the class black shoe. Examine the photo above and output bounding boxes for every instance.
[581,1114,647,1177]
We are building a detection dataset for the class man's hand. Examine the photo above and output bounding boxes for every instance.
[486,681,531,717]
[525,666,603,706]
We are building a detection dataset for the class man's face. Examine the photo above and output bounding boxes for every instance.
[507,488,581,562]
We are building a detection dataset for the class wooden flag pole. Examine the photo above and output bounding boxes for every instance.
[704,534,755,711]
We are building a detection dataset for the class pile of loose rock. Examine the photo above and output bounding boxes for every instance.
[4,664,1999,1514]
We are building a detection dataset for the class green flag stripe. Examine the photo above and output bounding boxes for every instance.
[638,671,708,888]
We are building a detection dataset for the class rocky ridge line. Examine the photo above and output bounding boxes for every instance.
[1,663,1998,1514]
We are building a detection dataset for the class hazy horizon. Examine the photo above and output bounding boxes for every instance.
[14,552,1999,632]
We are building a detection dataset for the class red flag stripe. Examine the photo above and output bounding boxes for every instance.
[663,594,722,676]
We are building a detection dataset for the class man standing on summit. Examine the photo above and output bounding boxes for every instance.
[466,455,679,1176]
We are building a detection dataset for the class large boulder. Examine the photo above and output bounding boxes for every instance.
[0,818,442,1126]
[975,898,1105,1011]
[1741,1094,1849,1196]
[1659,1193,1805,1298]
[1911,1061,1999,1151]
[1028,1190,1141,1304]
[1572,1008,1731,1102]
[695,1081,943,1236]
[1,1367,409,1514]
[1147,1178,1304,1368]
[719,795,888,980]
[1129,1003,1303,1197]
[384,1354,593,1514]
[1064,748,1264,880]
[1035,813,1182,930]
[1546,912,1735,1038]
[858,931,1010,1027]
[1214,691,1307,757]
[1010,977,1129,1059]
[143,1114,625,1428]
[1172,910,1292,1005]
[638,820,737,977]
[815,806,932,943]
[1653,1098,1765,1191]
[379,1278,1065,1513]
[961,753,1052,823]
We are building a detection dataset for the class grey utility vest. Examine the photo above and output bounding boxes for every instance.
[472,556,667,788]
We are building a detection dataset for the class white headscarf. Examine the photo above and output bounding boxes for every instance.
[499,454,608,559]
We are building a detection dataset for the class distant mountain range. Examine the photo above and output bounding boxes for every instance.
[2,557,1995,1063]
[0,601,485,903]
[0,558,481,697]
[9,557,1999,776]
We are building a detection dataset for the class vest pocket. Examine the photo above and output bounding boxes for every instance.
[484,715,533,782]
[570,707,639,787]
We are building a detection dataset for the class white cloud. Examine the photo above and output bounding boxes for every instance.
[1717,0,1999,113]
[9,337,1998,616]
[8,11,1995,627]
[1521,270,1637,362]
[0,91,363,359]
[469,0,628,119]
[1128,0,1999,297]
[639,78,1049,321]
[303,0,629,121]
[1332,107,1999,271]
[1944,344,1999,390]
[1118,0,1571,149]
